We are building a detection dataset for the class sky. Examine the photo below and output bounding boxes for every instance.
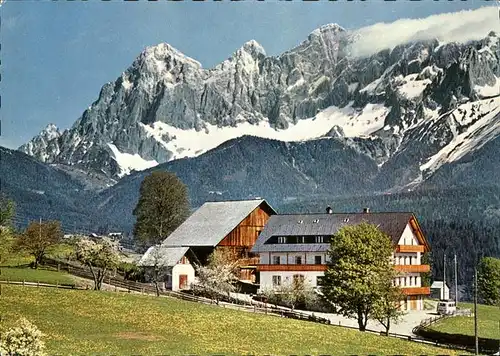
[0,0,496,149]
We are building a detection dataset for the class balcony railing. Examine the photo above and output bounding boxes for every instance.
[257,264,327,272]
[237,257,260,267]
[401,286,430,295]
[395,245,425,253]
[394,264,430,273]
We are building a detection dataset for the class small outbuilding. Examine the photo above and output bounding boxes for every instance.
[431,281,450,300]
[138,245,195,292]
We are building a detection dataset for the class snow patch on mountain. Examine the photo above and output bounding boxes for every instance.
[420,97,500,175]
[140,103,390,161]
[396,74,432,99]
[107,143,158,177]
[474,77,500,98]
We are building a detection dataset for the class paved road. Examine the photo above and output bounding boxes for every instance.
[231,293,439,336]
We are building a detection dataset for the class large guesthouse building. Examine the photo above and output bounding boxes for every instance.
[250,208,431,311]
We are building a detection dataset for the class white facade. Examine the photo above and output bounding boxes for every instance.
[256,222,428,310]
[169,263,195,292]
[260,271,325,290]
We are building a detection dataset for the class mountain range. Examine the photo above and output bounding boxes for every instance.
[4,11,500,233]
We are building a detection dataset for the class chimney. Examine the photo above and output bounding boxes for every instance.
[326,206,333,214]
[363,207,370,213]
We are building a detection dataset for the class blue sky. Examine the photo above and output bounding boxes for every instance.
[0,0,493,149]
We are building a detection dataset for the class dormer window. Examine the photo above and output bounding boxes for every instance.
[315,235,324,243]
[277,236,286,244]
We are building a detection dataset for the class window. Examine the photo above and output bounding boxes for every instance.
[316,276,324,286]
[278,236,286,244]
[315,236,324,243]
[293,274,305,284]
[409,256,413,265]
[272,275,282,286]
[272,256,280,265]
[295,256,302,265]
[315,255,322,265]
[298,236,305,244]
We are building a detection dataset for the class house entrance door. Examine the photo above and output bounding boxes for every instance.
[179,274,188,289]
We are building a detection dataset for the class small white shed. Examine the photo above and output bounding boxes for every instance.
[138,245,195,292]
[431,281,450,300]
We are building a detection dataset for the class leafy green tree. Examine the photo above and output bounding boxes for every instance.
[133,171,190,247]
[421,252,432,287]
[321,222,397,331]
[477,257,500,305]
[16,221,63,269]
[372,269,405,336]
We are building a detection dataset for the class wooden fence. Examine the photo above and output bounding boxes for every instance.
[5,257,482,352]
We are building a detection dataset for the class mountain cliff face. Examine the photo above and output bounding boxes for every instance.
[20,23,499,191]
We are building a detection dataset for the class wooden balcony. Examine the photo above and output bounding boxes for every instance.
[257,264,327,272]
[401,287,430,296]
[238,257,260,267]
[395,245,425,253]
[394,264,430,273]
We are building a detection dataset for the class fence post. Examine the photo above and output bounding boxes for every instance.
[37,281,40,288]
[23,279,25,287]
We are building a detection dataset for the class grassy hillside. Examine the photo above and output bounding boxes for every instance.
[1,285,464,355]
[0,250,75,285]
[429,303,500,339]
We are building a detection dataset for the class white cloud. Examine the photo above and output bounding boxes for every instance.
[347,6,498,58]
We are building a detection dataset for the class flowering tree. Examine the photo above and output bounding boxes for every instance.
[75,237,120,290]
[194,249,239,304]
[0,318,46,356]
[139,244,171,296]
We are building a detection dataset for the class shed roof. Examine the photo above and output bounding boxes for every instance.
[251,212,414,253]
[138,246,189,267]
[431,281,449,289]
[163,199,275,247]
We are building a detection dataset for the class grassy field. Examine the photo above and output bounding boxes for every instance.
[0,266,75,285]
[0,251,76,285]
[0,285,465,355]
[429,303,500,339]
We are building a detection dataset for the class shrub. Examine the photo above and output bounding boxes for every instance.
[0,318,46,356]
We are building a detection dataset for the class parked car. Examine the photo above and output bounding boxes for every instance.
[437,300,457,315]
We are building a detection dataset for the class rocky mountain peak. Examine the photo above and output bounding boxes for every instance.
[241,39,266,58]
[309,23,346,37]
[42,123,61,140]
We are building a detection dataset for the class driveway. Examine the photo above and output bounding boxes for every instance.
[231,292,439,336]
[298,300,440,336]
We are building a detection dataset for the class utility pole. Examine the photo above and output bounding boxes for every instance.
[474,267,479,355]
[454,254,459,305]
[443,253,446,300]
